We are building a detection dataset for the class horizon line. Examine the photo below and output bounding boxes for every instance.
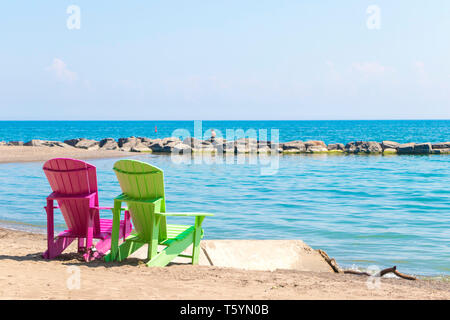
[0,119,449,122]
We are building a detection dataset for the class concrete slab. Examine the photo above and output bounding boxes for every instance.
[129,240,333,272]
[201,240,333,272]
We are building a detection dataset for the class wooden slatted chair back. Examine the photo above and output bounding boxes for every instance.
[43,158,100,235]
[113,160,166,241]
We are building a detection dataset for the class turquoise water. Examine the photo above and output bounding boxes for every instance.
[0,153,449,276]
[0,120,449,143]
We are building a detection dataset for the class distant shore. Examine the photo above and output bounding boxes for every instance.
[0,146,136,164]
[0,227,449,300]
[0,137,448,163]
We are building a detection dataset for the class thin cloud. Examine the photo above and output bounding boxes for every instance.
[352,62,387,75]
[47,58,77,82]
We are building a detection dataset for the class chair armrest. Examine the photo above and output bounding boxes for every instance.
[114,194,163,205]
[47,192,97,201]
[156,212,214,217]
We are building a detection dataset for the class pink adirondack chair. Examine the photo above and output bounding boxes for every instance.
[42,158,132,261]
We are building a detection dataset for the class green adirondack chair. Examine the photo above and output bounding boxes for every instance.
[104,159,213,267]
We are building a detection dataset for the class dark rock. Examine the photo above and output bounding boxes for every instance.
[64,138,98,150]
[24,139,45,146]
[63,138,81,146]
[345,141,360,153]
[345,141,382,153]
[138,137,155,146]
[282,141,306,153]
[413,143,432,154]
[118,137,141,151]
[162,141,180,153]
[327,143,345,151]
[432,142,450,149]
[431,148,450,154]
[365,141,383,153]
[397,143,415,154]
[149,140,164,152]
[99,138,118,150]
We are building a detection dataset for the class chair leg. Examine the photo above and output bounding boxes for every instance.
[192,227,202,265]
[44,200,55,259]
[147,216,160,261]
[43,237,75,259]
[43,200,75,259]
[192,216,205,265]
[78,238,85,253]
[108,199,122,261]
[82,210,95,262]
[123,210,132,241]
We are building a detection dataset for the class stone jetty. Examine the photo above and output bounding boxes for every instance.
[2,137,450,155]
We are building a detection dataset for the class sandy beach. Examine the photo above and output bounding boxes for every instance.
[0,227,448,300]
[0,146,136,164]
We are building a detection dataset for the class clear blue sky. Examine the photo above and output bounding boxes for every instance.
[0,1,449,120]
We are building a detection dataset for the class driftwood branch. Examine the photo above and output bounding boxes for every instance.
[343,270,371,276]
[317,249,343,273]
[343,266,417,280]
[392,268,418,281]
[317,250,417,280]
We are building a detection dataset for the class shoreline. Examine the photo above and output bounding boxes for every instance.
[0,227,449,299]
[0,221,448,281]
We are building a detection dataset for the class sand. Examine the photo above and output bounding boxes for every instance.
[0,228,449,300]
[0,146,136,163]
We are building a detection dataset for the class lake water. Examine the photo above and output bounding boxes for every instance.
[0,152,449,277]
[1,120,449,144]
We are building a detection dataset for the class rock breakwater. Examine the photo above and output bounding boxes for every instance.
[2,137,449,155]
